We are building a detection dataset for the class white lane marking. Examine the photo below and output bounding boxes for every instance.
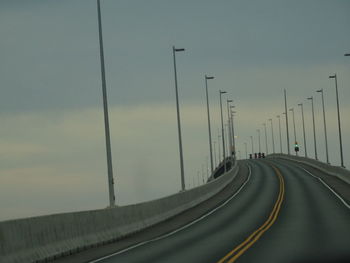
[301,167,350,209]
[89,165,252,263]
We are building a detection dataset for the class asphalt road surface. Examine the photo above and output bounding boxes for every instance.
[86,159,350,263]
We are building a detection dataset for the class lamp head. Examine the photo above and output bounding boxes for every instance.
[174,47,185,52]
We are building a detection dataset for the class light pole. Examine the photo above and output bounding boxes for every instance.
[244,142,248,159]
[97,0,115,207]
[213,141,217,168]
[224,123,228,157]
[250,136,254,155]
[289,108,297,155]
[316,89,329,164]
[205,75,215,173]
[219,90,227,171]
[307,96,318,160]
[297,103,307,158]
[263,122,268,155]
[230,106,236,156]
[269,118,275,154]
[329,74,345,167]
[257,129,261,153]
[172,46,186,191]
[218,130,221,164]
[277,115,283,153]
[284,89,291,155]
[227,99,233,158]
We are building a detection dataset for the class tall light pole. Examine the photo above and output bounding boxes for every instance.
[268,118,275,154]
[218,130,221,164]
[316,89,329,164]
[329,74,345,167]
[250,136,254,155]
[219,90,227,171]
[213,141,217,168]
[289,108,297,155]
[277,115,283,153]
[230,106,236,156]
[297,103,307,158]
[225,123,230,158]
[204,75,215,173]
[172,46,186,191]
[307,96,318,160]
[284,89,291,154]
[263,122,268,155]
[244,142,248,159]
[97,0,115,207]
[257,129,261,153]
[227,99,233,158]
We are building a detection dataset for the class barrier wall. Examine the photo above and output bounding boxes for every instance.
[268,153,350,184]
[0,164,239,263]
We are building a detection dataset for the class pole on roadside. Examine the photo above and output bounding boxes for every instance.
[329,74,345,168]
[204,75,215,173]
[297,103,307,158]
[97,0,115,207]
[284,89,290,155]
[307,96,318,160]
[277,115,283,153]
[316,89,329,164]
[172,46,186,191]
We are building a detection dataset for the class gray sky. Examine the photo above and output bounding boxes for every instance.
[0,0,349,221]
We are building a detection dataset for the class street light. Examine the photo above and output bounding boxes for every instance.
[172,46,186,191]
[230,105,236,156]
[218,129,221,165]
[263,122,268,155]
[257,129,261,153]
[204,75,215,173]
[316,89,329,164]
[250,136,254,155]
[297,103,307,158]
[289,108,297,155]
[213,141,217,168]
[268,118,275,154]
[307,96,318,160]
[227,99,233,158]
[284,89,291,154]
[329,74,345,167]
[244,142,248,159]
[219,90,227,171]
[97,0,115,207]
[276,115,283,153]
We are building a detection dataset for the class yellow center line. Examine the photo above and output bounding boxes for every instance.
[216,164,285,263]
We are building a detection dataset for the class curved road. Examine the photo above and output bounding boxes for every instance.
[89,159,350,263]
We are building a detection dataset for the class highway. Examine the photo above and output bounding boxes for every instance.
[84,159,350,263]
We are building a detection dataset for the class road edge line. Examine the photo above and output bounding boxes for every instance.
[301,167,350,209]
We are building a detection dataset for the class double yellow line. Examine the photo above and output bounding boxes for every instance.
[216,165,285,263]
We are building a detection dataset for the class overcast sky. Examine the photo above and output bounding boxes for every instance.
[1,0,349,221]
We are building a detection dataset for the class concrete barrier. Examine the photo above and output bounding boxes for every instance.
[268,153,350,184]
[0,164,239,263]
